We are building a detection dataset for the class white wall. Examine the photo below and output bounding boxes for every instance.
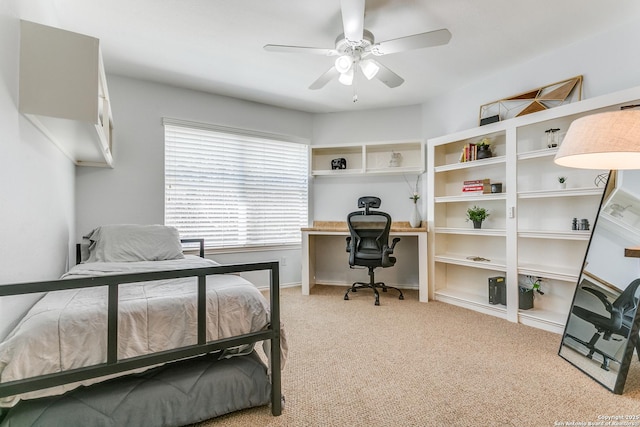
[0,1,76,340]
[75,75,313,287]
[312,105,423,145]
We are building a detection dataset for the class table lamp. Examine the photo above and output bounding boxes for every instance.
[554,110,640,169]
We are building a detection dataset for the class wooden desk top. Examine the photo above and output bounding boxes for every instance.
[302,221,427,233]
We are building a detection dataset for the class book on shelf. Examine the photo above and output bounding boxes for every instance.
[462,186,491,194]
[462,178,491,193]
[459,143,479,162]
[463,179,490,185]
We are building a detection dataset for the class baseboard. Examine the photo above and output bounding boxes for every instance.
[256,282,301,291]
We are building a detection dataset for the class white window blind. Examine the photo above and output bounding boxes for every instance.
[164,120,309,249]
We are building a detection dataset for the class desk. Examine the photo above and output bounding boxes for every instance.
[301,221,428,302]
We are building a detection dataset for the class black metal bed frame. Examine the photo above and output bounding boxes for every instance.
[0,239,282,417]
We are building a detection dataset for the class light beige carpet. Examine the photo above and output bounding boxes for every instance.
[192,285,640,427]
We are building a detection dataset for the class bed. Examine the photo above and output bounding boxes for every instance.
[0,224,285,426]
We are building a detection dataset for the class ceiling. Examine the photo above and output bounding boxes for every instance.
[27,0,640,113]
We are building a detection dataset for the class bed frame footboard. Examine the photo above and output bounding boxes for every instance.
[0,261,282,416]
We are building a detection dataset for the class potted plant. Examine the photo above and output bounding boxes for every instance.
[476,138,492,160]
[520,277,544,310]
[558,176,567,189]
[466,205,489,229]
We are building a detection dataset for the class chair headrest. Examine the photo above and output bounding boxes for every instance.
[358,196,381,209]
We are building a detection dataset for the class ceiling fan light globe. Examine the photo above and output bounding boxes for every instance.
[335,55,353,73]
[338,68,354,85]
[360,59,380,80]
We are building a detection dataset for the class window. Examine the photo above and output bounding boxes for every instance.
[164,119,309,249]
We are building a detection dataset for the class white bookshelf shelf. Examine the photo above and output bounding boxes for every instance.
[311,140,424,176]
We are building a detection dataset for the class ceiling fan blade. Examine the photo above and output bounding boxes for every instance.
[372,28,452,56]
[264,44,339,56]
[340,0,365,44]
[309,66,340,90]
[370,59,404,88]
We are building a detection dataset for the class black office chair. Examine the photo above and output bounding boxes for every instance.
[344,196,403,306]
[565,278,640,370]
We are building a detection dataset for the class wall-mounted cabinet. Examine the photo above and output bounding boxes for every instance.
[310,141,424,176]
[19,20,113,167]
[427,85,640,334]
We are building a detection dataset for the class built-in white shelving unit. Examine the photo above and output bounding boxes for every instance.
[19,20,113,167]
[427,85,640,334]
[310,140,424,176]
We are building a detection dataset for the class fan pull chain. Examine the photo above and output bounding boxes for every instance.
[352,66,358,103]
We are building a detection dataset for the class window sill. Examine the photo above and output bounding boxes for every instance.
[183,244,301,257]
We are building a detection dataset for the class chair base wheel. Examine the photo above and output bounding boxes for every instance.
[344,279,404,306]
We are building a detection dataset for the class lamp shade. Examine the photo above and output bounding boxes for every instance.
[554,110,640,169]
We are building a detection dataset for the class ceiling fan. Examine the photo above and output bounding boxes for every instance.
[264,0,451,99]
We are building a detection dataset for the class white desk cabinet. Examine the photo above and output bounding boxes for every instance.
[19,20,113,167]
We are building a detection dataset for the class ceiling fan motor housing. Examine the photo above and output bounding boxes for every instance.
[335,29,375,54]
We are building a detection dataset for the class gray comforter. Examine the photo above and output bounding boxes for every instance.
[0,256,286,407]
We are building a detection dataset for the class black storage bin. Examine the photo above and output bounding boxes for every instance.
[519,287,534,310]
[488,276,506,305]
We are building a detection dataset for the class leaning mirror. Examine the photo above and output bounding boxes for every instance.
[559,169,640,394]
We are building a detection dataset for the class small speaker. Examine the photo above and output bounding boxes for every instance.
[331,158,346,170]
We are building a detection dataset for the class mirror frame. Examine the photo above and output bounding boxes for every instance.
[559,170,640,394]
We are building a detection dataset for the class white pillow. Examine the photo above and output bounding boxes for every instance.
[84,224,185,263]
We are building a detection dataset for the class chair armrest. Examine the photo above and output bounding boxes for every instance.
[390,237,401,251]
[381,238,401,267]
[384,237,401,255]
[346,236,357,266]
[582,287,613,313]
